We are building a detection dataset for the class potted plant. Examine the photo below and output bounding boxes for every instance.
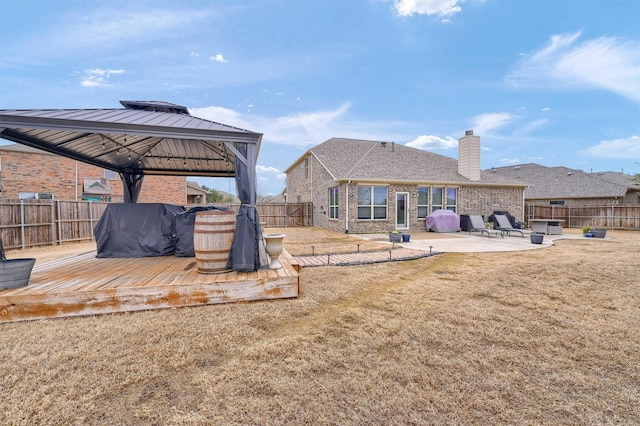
[591,228,607,238]
[582,225,593,237]
[388,230,402,243]
[530,233,544,244]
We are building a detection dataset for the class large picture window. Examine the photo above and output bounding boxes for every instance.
[357,186,388,219]
[329,187,339,219]
[417,187,429,218]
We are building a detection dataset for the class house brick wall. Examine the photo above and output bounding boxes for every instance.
[458,186,524,220]
[286,153,341,230]
[0,147,186,204]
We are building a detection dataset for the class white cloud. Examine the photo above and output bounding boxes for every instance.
[471,112,515,134]
[191,102,407,148]
[256,165,286,181]
[406,134,458,150]
[499,157,521,165]
[514,118,549,136]
[210,54,227,63]
[80,68,124,87]
[393,0,463,19]
[190,51,199,57]
[45,8,208,53]
[541,107,550,112]
[583,136,640,159]
[507,31,640,103]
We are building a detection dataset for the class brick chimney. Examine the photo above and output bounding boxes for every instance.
[458,130,481,181]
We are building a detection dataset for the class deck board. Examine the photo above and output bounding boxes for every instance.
[0,250,299,323]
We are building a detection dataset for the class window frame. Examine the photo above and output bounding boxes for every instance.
[417,187,429,218]
[357,185,388,220]
[329,186,339,219]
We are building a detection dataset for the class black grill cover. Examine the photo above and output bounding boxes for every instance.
[94,203,185,258]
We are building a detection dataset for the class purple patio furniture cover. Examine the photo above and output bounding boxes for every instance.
[426,209,461,233]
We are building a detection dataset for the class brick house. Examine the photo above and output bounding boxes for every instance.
[489,163,640,206]
[285,132,527,233]
[0,143,186,204]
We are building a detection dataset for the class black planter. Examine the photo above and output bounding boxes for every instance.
[388,232,402,243]
[0,258,36,290]
[530,234,544,244]
[591,229,607,238]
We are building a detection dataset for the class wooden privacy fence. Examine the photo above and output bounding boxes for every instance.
[0,200,313,250]
[525,204,640,230]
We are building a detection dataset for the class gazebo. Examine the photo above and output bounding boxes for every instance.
[0,100,265,271]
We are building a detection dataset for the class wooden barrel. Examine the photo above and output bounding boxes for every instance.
[194,210,236,274]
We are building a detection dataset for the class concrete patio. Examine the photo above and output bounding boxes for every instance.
[355,228,595,253]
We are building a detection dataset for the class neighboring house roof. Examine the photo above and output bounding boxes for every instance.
[489,163,630,199]
[592,171,640,191]
[0,143,53,154]
[83,178,111,195]
[259,194,285,203]
[186,181,208,196]
[286,138,525,187]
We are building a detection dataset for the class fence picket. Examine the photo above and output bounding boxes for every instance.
[525,203,640,229]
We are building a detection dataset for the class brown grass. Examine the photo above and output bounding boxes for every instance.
[1,228,639,425]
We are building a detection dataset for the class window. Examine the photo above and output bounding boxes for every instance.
[19,192,53,200]
[304,158,309,178]
[417,187,429,218]
[549,200,565,205]
[329,187,339,219]
[357,186,387,219]
[431,187,457,212]
[446,187,457,212]
[104,169,117,180]
[432,187,443,211]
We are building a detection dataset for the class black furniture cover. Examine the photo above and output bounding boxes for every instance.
[488,211,522,229]
[94,203,185,258]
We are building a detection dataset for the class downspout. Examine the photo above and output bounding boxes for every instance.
[345,181,351,233]
[75,160,78,201]
[308,154,314,226]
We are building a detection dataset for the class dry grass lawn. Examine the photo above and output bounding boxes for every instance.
[1,228,639,425]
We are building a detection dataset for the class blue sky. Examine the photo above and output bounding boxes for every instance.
[1,0,639,196]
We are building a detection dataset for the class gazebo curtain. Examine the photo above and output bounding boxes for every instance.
[230,143,263,272]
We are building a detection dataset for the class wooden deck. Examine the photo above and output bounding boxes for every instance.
[0,250,299,323]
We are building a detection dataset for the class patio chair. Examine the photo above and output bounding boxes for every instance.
[494,214,530,237]
[468,215,503,238]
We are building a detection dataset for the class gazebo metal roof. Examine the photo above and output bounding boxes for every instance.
[0,101,266,271]
[0,100,262,177]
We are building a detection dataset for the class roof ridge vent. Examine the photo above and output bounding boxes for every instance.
[120,100,190,115]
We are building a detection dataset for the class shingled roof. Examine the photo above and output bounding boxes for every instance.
[287,138,525,187]
[489,163,632,199]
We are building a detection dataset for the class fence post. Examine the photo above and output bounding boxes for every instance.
[89,201,95,241]
[51,200,56,246]
[56,200,62,245]
[20,199,25,250]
